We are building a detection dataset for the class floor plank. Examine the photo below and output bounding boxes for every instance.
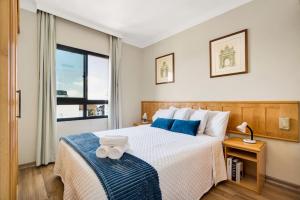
[18,165,63,200]
[40,164,64,200]
[18,164,300,200]
[18,167,48,200]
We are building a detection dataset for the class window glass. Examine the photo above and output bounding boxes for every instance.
[57,105,83,118]
[56,49,84,98]
[88,55,109,100]
[56,45,109,121]
[86,104,108,117]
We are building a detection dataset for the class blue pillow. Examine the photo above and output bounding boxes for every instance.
[170,119,201,136]
[151,118,175,130]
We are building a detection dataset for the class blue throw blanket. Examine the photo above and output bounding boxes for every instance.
[61,133,162,200]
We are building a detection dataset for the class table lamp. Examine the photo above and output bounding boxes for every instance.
[142,113,148,123]
[236,122,256,144]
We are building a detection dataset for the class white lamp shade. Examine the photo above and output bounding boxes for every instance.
[236,122,248,133]
[142,113,148,120]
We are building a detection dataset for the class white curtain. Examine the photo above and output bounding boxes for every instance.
[36,10,57,166]
[108,36,122,129]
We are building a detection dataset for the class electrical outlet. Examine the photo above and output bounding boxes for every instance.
[279,117,290,130]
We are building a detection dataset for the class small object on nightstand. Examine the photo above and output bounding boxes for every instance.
[223,137,266,193]
[133,121,151,127]
[142,112,148,123]
[236,122,256,144]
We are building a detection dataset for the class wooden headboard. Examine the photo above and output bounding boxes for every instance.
[141,101,300,142]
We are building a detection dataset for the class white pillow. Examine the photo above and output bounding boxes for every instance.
[189,109,209,135]
[204,111,230,139]
[173,108,192,120]
[152,108,176,121]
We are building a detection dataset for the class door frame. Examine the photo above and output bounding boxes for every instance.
[0,0,19,199]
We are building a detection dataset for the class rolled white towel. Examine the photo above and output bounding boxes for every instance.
[100,135,128,146]
[108,145,129,160]
[96,145,111,158]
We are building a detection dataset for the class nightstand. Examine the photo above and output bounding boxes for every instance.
[223,137,266,193]
[133,121,152,126]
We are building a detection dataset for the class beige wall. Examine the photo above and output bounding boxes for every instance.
[18,9,142,164]
[141,0,300,185]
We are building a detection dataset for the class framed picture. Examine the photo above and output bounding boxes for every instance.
[209,29,248,78]
[155,53,175,84]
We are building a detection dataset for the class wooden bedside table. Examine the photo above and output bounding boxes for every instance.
[223,137,266,194]
[133,121,152,126]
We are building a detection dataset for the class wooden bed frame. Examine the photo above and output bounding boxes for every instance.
[141,101,300,142]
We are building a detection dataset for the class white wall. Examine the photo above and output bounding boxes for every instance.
[18,10,38,165]
[57,119,108,137]
[18,10,142,164]
[121,43,143,127]
[141,0,300,185]
[142,0,300,101]
[56,18,110,56]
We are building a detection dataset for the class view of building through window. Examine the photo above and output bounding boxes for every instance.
[56,45,109,121]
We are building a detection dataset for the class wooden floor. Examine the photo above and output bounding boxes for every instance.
[18,164,63,200]
[18,164,300,200]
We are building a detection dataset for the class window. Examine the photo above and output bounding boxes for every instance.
[56,44,109,121]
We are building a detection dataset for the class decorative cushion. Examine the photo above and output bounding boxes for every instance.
[204,111,230,139]
[151,118,175,130]
[170,119,201,136]
[189,109,209,135]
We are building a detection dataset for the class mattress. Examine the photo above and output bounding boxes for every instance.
[54,125,227,200]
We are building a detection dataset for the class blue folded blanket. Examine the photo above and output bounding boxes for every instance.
[61,133,162,200]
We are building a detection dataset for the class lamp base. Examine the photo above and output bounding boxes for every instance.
[243,138,256,144]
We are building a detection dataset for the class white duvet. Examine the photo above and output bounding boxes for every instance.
[54,125,227,200]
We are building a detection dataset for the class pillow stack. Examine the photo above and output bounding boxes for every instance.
[171,107,191,120]
[189,109,209,135]
[152,108,176,121]
[204,111,230,139]
[151,106,230,139]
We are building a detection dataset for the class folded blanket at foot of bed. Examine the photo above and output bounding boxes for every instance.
[61,133,162,200]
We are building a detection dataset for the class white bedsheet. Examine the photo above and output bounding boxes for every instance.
[54,126,227,200]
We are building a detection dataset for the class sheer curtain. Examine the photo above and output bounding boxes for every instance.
[108,36,122,129]
[36,10,57,166]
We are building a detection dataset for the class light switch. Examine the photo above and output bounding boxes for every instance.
[279,117,290,130]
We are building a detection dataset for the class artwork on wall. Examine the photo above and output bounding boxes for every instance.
[155,53,174,84]
[209,29,248,78]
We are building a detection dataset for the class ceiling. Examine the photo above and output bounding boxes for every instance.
[21,0,252,48]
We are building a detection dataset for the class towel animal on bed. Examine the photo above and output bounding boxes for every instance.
[96,135,129,159]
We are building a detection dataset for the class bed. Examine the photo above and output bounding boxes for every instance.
[54,125,227,200]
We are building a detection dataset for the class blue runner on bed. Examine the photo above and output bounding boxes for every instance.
[61,133,162,200]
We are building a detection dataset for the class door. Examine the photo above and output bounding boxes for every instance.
[0,0,19,199]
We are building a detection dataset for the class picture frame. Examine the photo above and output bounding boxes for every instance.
[209,29,248,78]
[155,53,175,84]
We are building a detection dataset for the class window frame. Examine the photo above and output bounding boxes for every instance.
[56,44,109,122]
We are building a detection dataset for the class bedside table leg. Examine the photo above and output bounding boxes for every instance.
[257,147,266,194]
